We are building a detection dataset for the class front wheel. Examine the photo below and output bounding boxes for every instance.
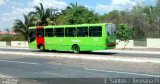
[39,45,45,51]
[72,45,80,54]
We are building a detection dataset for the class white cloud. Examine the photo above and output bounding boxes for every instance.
[31,0,67,9]
[96,4,123,13]
[96,0,146,13]
[0,0,68,30]
[112,0,136,6]
[2,7,34,21]
[0,0,7,5]
[0,7,34,30]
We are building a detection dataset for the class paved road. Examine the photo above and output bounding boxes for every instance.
[1,47,160,58]
[0,47,160,83]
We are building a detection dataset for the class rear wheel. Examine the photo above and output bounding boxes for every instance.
[72,45,80,54]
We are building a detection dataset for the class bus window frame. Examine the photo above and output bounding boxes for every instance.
[77,27,89,37]
[89,26,102,37]
[28,29,36,43]
[107,24,116,36]
[65,27,77,37]
[45,28,54,37]
[54,28,64,37]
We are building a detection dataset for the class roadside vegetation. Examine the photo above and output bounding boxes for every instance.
[0,0,159,41]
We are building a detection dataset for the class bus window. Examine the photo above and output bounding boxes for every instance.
[45,28,53,37]
[29,29,36,43]
[107,24,116,36]
[54,28,64,37]
[89,26,102,37]
[37,29,44,37]
[65,28,76,37]
[77,27,88,37]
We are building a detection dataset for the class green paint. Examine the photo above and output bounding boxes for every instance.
[28,23,116,52]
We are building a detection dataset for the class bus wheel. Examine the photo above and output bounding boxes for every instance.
[72,45,80,54]
[39,45,45,51]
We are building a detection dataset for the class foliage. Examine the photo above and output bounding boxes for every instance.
[62,3,100,25]
[117,24,134,41]
[0,35,13,41]
[116,23,134,49]
[102,0,160,38]
[13,14,34,40]
[0,34,26,41]
[29,3,61,26]
[12,34,26,41]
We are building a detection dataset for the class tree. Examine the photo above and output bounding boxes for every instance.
[5,28,10,32]
[157,0,160,7]
[0,35,13,41]
[102,10,120,25]
[13,14,34,40]
[62,3,100,25]
[117,24,134,49]
[29,3,61,26]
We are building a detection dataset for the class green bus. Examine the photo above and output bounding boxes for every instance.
[28,23,116,53]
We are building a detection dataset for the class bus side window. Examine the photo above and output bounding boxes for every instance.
[37,29,44,37]
[65,28,76,37]
[29,29,36,38]
[89,26,102,37]
[77,27,88,37]
[29,29,36,43]
[45,28,53,37]
[54,28,64,37]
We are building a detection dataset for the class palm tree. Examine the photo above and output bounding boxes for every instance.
[13,14,34,40]
[29,3,60,26]
[5,28,10,32]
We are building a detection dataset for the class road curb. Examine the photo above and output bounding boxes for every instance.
[95,50,160,55]
[0,51,160,64]
[1,47,160,54]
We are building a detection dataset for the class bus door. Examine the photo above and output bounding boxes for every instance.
[36,26,45,48]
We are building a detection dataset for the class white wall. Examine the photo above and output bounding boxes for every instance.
[116,40,134,48]
[11,41,28,47]
[0,41,6,46]
[147,38,160,48]
[0,38,160,48]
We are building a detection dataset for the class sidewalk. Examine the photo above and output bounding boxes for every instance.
[115,48,160,51]
[0,46,160,63]
[0,46,160,54]
[0,46,29,49]
[95,48,160,55]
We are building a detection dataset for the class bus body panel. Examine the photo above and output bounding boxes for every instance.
[44,37,106,51]
[28,23,116,52]
[36,26,45,49]
[29,40,37,49]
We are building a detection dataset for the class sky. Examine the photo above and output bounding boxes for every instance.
[0,0,156,31]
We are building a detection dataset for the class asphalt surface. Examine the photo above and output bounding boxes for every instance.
[0,48,160,84]
[1,47,160,58]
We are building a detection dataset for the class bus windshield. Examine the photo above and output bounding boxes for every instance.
[107,24,116,36]
[28,29,36,43]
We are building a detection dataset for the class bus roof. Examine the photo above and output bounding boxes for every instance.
[29,23,113,29]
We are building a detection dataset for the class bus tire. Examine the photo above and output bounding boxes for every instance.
[38,45,45,51]
[72,45,80,54]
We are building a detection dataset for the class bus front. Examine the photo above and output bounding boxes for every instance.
[106,24,116,49]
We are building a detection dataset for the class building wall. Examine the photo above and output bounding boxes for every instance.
[116,40,134,48]
[147,38,160,48]
[0,41,6,46]
[11,41,28,47]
